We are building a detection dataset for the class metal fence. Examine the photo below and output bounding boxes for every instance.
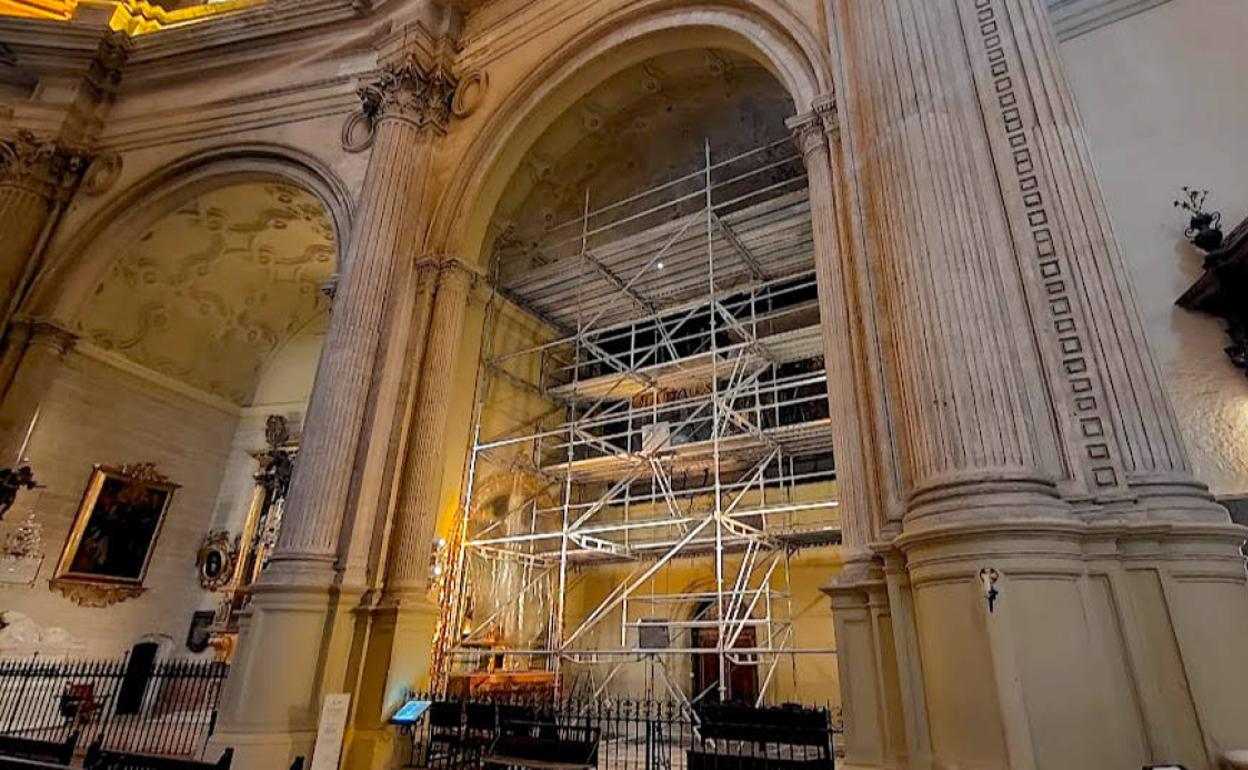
[400,694,841,770]
[0,655,228,759]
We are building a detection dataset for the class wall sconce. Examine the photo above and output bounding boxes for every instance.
[429,537,448,583]
[1174,186,1223,253]
[979,567,1000,613]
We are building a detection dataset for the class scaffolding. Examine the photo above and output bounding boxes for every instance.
[432,138,841,707]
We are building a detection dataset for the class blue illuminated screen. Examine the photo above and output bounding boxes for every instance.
[390,700,432,725]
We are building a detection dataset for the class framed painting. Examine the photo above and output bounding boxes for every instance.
[51,463,178,607]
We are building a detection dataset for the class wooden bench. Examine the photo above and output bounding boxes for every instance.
[0,733,78,766]
[83,743,233,770]
[687,704,834,770]
[482,719,599,770]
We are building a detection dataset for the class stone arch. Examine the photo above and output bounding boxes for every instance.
[25,142,354,327]
[428,0,831,268]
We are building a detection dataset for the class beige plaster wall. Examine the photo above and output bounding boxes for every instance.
[0,352,235,657]
[0,314,325,658]
[1059,0,1248,497]
[208,313,326,536]
[557,549,840,706]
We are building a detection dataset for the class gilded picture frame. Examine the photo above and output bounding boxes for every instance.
[50,463,178,606]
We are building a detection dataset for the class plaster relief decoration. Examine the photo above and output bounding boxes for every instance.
[0,510,44,586]
[196,530,237,590]
[78,183,334,406]
[0,611,84,658]
[50,463,178,607]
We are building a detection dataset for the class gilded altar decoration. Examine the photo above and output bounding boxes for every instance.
[196,530,238,591]
[50,463,178,607]
[0,0,264,36]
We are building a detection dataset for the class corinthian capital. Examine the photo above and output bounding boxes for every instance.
[0,131,88,201]
[358,54,458,135]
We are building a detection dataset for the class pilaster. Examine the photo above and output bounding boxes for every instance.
[788,99,876,553]
[213,46,458,770]
[959,0,1219,521]
[342,257,474,770]
[830,0,1074,536]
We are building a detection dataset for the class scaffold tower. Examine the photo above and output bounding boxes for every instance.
[432,138,842,707]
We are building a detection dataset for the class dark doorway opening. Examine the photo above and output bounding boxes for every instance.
[691,601,759,704]
[116,642,158,715]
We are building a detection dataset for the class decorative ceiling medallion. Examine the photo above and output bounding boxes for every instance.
[451,70,488,118]
[82,152,123,197]
[48,578,145,607]
[340,110,374,153]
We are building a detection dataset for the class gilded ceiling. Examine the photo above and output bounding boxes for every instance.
[491,48,794,281]
[77,182,334,405]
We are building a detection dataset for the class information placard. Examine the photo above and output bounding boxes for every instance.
[310,693,351,770]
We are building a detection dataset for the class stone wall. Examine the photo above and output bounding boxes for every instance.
[0,314,324,658]
[0,350,234,657]
[1060,0,1248,497]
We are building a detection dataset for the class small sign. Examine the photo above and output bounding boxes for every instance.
[310,693,350,770]
[389,699,432,725]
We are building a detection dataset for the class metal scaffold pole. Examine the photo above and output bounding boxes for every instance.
[433,137,840,703]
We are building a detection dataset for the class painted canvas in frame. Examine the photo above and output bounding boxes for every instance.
[54,464,178,587]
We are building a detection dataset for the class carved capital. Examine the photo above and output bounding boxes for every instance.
[0,131,88,201]
[15,319,77,357]
[436,256,478,293]
[787,93,838,161]
[358,55,458,135]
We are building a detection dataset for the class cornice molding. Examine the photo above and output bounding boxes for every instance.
[75,340,243,416]
[1046,0,1174,40]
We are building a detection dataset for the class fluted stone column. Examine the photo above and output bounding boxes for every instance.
[386,260,473,596]
[789,103,874,554]
[0,133,82,330]
[212,51,458,770]
[0,320,76,464]
[344,259,472,770]
[824,2,1248,769]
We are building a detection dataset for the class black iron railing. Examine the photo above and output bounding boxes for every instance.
[399,694,841,770]
[0,655,228,760]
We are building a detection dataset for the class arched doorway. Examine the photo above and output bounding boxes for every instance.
[433,41,841,708]
[690,599,759,705]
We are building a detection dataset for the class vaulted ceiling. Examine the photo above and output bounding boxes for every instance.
[490,48,795,284]
[77,182,335,406]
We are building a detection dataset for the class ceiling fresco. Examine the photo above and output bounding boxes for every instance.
[77,182,335,406]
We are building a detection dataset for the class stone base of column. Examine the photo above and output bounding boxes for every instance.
[341,593,440,770]
[208,577,338,770]
[823,554,911,770]
[889,517,1248,770]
